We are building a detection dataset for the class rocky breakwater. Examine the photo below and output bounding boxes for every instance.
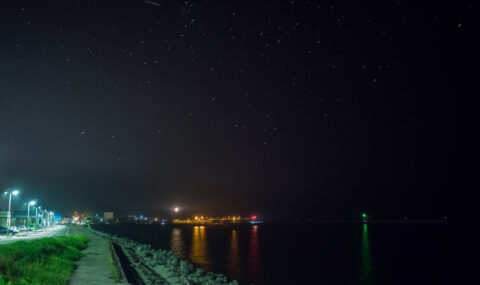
[91,229,239,285]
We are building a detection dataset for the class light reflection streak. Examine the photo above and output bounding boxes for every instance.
[189,226,210,270]
[248,225,262,284]
[358,223,374,285]
[228,229,241,281]
[170,227,185,259]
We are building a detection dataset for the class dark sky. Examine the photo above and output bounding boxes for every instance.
[0,0,469,219]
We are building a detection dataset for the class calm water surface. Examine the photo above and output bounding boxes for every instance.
[92,223,455,284]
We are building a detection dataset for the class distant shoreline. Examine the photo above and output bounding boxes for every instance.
[281,219,448,224]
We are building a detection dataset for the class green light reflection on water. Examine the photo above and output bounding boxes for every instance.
[357,223,375,285]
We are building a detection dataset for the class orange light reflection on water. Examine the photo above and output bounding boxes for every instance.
[189,226,211,271]
[228,229,241,281]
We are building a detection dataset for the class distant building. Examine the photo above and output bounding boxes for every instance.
[0,210,39,227]
[104,212,114,220]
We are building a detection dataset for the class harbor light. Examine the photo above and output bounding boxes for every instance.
[362,213,368,223]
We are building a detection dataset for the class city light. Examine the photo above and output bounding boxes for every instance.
[173,215,256,224]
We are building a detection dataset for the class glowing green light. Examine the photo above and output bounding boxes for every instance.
[362,213,367,218]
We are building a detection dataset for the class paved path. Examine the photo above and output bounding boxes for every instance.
[69,225,127,285]
[0,225,68,244]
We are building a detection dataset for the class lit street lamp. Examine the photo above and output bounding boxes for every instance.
[4,190,19,235]
[27,200,36,234]
[45,211,54,227]
[50,211,55,226]
[44,209,48,227]
[45,210,50,227]
[35,206,41,229]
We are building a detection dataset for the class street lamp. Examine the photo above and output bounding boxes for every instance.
[4,190,19,235]
[35,206,41,229]
[27,200,36,234]
[44,209,48,227]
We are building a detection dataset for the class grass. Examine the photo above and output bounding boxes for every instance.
[0,235,89,285]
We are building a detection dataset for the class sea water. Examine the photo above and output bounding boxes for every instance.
[92,222,455,284]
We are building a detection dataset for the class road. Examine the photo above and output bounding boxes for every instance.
[0,225,70,244]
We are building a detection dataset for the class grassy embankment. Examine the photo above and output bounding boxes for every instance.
[0,235,89,285]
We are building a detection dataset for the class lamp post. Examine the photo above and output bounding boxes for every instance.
[35,206,41,230]
[45,210,50,227]
[4,190,19,235]
[44,209,48,227]
[27,200,36,234]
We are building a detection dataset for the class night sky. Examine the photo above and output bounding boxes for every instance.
[0,1,469,219]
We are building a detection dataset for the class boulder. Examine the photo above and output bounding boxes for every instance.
[153,264,168,276]
[94,229,236,285]
[166,276,181,284]
[169,257,179,267]
[179,260,194,275]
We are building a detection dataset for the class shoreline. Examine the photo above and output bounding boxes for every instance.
[86,226,239,285]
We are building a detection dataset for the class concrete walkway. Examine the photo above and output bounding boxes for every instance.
[69,226,127,285]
